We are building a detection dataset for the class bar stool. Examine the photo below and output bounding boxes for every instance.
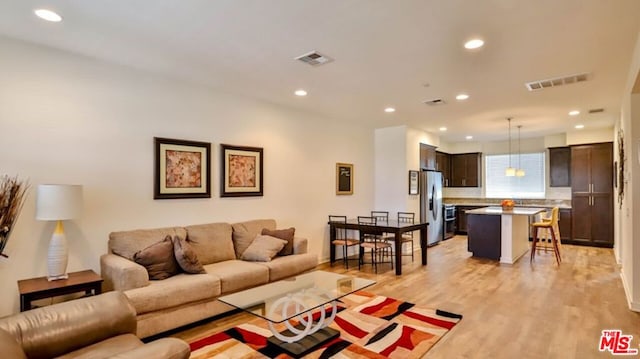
[328,215,360,268]
[530,207,561,265]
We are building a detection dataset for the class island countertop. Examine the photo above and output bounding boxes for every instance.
[465,206,547,216]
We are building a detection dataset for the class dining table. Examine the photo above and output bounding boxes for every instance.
[328,218,429,275]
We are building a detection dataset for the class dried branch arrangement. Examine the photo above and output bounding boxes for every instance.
[0,175,29,258]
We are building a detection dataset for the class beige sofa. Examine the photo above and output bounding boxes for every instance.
[100,219,317,338]
[0,291,189,359]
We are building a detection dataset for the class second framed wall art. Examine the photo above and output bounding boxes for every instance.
[220,144,264,197]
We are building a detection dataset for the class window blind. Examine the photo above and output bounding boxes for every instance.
[485,152,545,198]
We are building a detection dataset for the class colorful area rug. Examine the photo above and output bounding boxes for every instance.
[189,291,462,358]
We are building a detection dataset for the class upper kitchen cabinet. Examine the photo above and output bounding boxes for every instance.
[420,143,437,171]
[450,153,482,187]
[570,142,613,247]
[436,151,451,187]
[548,146,571,187]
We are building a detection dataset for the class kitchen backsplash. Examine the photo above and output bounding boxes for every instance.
[442,187,482,198]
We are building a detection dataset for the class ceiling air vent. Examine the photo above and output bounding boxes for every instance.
[588,108,604,114]
[525,72,590,91]
[295,51,333,66]
[423,98,446,106]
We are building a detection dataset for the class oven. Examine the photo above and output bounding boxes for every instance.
[443,204,456,240]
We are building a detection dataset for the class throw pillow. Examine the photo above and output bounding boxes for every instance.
[261,227,295,256]
[241,235,287,262]
[133,235,180,280]
[172,235,206,274]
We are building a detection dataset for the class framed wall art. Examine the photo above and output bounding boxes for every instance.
[221,144,263,197]
[154,137,211,199]
[409,170,419,195]
[336,163,353,195]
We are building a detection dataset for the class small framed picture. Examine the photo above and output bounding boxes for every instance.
[336,163,353,195]
[221,144,263,197]
[154,137,211,199]
[409,170,419,195]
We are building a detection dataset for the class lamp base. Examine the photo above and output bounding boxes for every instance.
[47,274,69,281]
[48,221,69,281]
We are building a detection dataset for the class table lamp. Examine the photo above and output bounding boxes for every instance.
[36,184,83,281]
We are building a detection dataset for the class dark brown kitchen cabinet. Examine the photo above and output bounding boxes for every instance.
[558,208,572,242]
[455,205,483,234]
[570,142,613,247]
[450,153,482,187]
[549,147,571,187]
[436,151,451,187]
[420,143,437,171]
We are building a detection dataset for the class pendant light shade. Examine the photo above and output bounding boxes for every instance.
[505,118,515,176]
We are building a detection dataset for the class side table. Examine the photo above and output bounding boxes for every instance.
[17,269,103,312]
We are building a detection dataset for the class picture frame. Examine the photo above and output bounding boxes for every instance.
[221,144,263,197]
[154,137,211,199]
[409,170,419,195]
[336,163,353,195]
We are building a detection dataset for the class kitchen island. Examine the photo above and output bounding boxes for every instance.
[466,206,546,264]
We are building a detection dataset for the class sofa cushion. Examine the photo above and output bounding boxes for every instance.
[133,236,180,280]
[261,227,295,256]
[56,334,141,359]
[241,235,287,262]
[125,273,221,315]
[109,227,187,261]
[256,253,318,282]
[231,219,276,258]
[185,223,235,265]
[172,236,205,274]
[203,260,269,293]
[0,328,26,359]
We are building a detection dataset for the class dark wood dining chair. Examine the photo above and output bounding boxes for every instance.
[357,216,393,273]
[397,212,415,262]
[371,210,394,244]
[328,215,360,269]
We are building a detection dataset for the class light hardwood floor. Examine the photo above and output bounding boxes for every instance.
[171,236,640,358]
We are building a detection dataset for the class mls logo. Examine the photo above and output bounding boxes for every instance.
[599,330,639,355]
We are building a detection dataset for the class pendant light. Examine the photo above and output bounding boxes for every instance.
[505,118,516,176]
[516,125,525,177]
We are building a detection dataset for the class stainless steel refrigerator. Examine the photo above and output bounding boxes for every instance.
[420,170,444,246]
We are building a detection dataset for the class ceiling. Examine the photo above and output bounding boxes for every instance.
[1,0,639,142]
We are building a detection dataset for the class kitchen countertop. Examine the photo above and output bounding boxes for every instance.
[466,206,547,216]
[443,198,571,209]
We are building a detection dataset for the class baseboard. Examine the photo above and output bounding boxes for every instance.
[620,270,640,312]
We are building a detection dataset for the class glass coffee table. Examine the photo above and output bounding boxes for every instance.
[218,270,375,357]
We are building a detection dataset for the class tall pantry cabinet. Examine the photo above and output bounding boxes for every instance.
[570,142,613,247]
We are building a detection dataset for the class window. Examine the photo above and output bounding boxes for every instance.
[485,152,545,198]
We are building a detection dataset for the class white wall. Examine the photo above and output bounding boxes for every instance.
[0,36,375,316]
[374,126,407,214]
[566,128,614,145]
[618,30,640,312]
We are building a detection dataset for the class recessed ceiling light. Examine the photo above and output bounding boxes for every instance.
[456,94,469,101]
[34,9,62,22]
[575,124,585,129]
[294,89,307,96]
[569,110,580,116]
[464,39,484,49]
[465,135,473,140]
[439,127,447,131]
[384,107,396,113]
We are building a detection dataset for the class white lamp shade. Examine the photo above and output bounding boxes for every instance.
[505,167,516,177]
[36,184,83,220]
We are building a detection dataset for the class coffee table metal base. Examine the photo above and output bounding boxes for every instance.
[267,326,340,357]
